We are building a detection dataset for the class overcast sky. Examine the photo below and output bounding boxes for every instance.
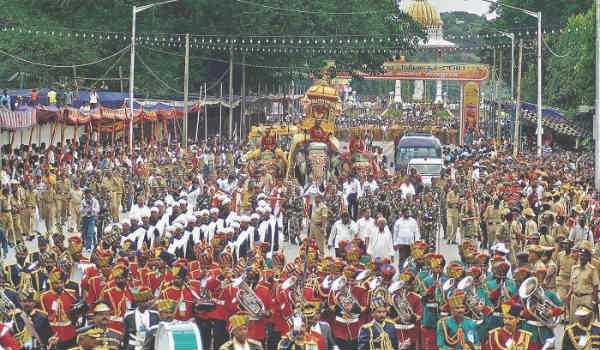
[426,0,493,17]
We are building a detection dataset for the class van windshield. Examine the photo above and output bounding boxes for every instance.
[396,146,442,165]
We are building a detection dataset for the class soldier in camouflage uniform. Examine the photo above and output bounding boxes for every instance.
[420,192,439,252]
[358,186,374,214]
[375,181,392,221]
[287,187,305,245]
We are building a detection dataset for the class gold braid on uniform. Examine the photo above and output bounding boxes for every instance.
[440,318,464,347]
[368,323,393,350]
[492,329,531,350]
[567,322,592,350]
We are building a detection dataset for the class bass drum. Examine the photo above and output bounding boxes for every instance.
[155,322,203,350]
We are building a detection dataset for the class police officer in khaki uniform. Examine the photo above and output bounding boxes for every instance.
[55,174,71,225]
[568,240,599,322]
[41,181,57,233]
[309,193,328,254]
[523,208,538,246]
[556,237,576,321]
[446,185,459,244]
[483,197,503,248]
[23,181,37,238]
[10,180,24,242]
[0,188,14,246]
[111,169,124,220]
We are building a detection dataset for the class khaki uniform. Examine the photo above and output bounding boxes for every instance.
[525,219,538,237]
[556,251,576,307]
[41,186,57,233]
[483,205,502,246]
[499,219,522,265]
[446,190,459,242]
[23,190,36,235]
[0,195,14,243]
[9,190,23,242]
[112,176,124,219]
[544,259,558,292]
[55,178,71,223]
[70,188,84,231]
[569,262,600,322]
[310,201,328,254]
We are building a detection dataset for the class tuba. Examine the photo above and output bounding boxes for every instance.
[518,277,560,328]
[331,276,360,319]
[457,276,484,321]
[232,273,267,319]
[388,281,415,325]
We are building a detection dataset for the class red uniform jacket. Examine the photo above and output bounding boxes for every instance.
[329,284,367,341]
[160,284,199,321]
[247,281,273,341]
[273,285,294,334]
[0,323,20,350]
[40,289,78,342]
[85,274,108,307]
[101,285,133,333]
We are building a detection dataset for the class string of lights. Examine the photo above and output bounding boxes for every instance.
[0,23,582,46]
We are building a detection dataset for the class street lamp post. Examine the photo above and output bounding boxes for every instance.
[498,31,515,100]
[478,0,542,157]
[129,0,178,154]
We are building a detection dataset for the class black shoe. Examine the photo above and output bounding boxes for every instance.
[8,243,14,248]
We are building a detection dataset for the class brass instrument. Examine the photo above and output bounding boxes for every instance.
[457,276,484,321]
[518,277,560,327]
[388,281,415,325]
[331,276,360,319]
[232,273,267,319]
[281,275,304,307]
[442,278,455,293]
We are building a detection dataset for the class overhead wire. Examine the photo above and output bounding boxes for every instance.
[541,35,568,58]
[136,52,184,95]
[138,44,314,70]
[0,45,130,68]
[231,0,386,15]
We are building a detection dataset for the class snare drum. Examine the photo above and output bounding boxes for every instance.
[155,321,203,350]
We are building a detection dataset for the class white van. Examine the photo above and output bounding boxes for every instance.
[407,157,444,186]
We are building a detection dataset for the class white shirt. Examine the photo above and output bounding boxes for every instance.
[328,219,357,248]
[367,226,395,260]
[471,168,480,182]
[364,180,379,193]
[399,183,415,199]
[393,216,420,245]
[356,217,376,241]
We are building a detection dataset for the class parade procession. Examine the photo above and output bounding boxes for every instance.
[2,0,600,349]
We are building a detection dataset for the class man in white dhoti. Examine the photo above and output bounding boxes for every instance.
[367,216,395,261]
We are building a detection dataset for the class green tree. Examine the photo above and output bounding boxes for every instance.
[538,6,594,109]
[0,0,426,99]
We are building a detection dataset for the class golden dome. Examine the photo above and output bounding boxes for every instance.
[404,0,442,27]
